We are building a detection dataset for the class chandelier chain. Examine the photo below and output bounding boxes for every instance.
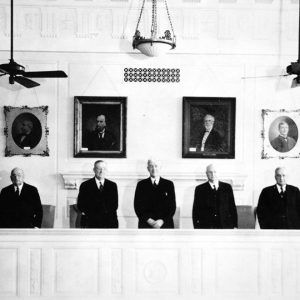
[151,0,158,38]
[135,0,146,33]
[164,0,175,37]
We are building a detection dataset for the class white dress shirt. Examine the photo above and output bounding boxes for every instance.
[208,181,219,190]
[276,184,286,194]
[151,177,160,186]
[14,184,23,195]
[95,178,105,189]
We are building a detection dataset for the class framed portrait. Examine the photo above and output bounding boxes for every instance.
[4,106,49,157]
[262,109,300,159]
[182,97,236,158]
[74,96,127,158]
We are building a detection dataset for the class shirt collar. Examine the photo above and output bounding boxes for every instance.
[150,177,160,185]
[208,181,219,190]
[279,134,288,139]
[276,184,286,193]
[14,183,24,192]
[95,177,105,187]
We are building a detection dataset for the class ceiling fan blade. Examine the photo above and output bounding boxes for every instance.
[23,70,68,78]
[241,74,289,79]
[14,76,40,88]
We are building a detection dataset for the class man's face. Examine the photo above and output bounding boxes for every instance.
[10,169,24,186]
[147,160,161,178]
[204,115,214,132]
[206,165,217,183]
[96,115,106,132]
[279,123,289,137]
[93,162,106,180]
[275,168,287,186]
[20,120,32,134]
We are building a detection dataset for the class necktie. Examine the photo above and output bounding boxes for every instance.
[153,181,158,187]
[15,186,20,196]
[99,182,104,192]
[213,185,216,191]
[280,187,284,197]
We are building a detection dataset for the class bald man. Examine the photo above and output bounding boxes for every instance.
[134,158,176,229]
[87,114,117,151]
[0,168,43,228]
[257,167,300,229]
[192,164,237,229]
[77,160,118,228]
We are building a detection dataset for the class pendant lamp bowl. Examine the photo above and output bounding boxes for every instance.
[132,0,176,57]
[133,38,176,57]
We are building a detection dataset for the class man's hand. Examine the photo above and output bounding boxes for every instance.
[147,218,156,227]
[152,219,164,229]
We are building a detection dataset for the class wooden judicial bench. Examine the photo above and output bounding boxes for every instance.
[0,229,299,300]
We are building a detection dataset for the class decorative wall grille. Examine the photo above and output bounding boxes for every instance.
[124,68,180,82]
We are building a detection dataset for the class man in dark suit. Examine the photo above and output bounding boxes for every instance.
[0,168,43,228]
[257,167,300,229]
[270,122,296,153]
[77,160,118,228]
[192,164,237,229]
[87,114,117,151]
[196,114,224,152]
[134,158,176,229]
[15,119,39,149]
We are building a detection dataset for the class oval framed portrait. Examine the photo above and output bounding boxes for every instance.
[4,106,49,156]
[268,116,298,153]
[262,109,300,159]
[12,112,42,149]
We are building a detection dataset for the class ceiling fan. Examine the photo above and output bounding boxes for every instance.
[0,0,67,88]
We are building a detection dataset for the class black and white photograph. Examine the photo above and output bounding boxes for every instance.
[1,1,300,300]
[182,97,236,158]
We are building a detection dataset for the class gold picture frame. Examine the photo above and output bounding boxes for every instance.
[4,106,49,157]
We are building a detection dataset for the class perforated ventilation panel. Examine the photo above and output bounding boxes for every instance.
[124,68,180,83]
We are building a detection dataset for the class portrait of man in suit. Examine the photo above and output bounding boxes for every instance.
[270,121,297,153]
[74,96,126,158]
[257,167,300,229]
[0,167,43,228]
[12,113,42,149]
[192,164,237,229]
[134,158,176,229]
[77,160,119,228]
[87,114,117,151]
[183,97,235,158]
[196,114,225,153]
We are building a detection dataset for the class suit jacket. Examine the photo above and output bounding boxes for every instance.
[87,129,117,151]
[15,132,39,149]
[134,177,176,228]
[270,135,296,153]
[196,129,224,152]
[257,184,300,229]
[192,181,237,229]
[77,178,118,228]
[0,183,43,228]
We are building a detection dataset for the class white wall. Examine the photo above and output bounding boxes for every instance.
[0,0,299,227]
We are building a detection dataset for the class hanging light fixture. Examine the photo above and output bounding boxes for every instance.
[133,0,176,57]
